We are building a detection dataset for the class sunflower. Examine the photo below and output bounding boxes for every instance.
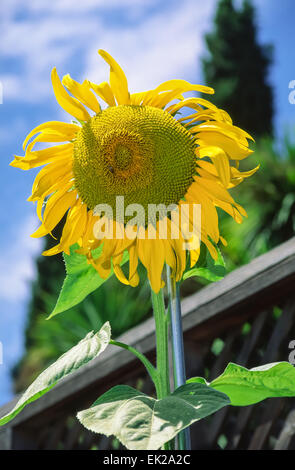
[11,50,257,293]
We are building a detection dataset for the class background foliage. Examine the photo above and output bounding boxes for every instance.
[203,0,273,138]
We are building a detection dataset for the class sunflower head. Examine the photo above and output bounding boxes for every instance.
[73,104,196,223]
[11,49,257,292]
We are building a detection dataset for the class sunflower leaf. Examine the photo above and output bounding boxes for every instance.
[187,361,295,406]
[50,244,129,318]
[0,322,111,426]
[77,382,230,450]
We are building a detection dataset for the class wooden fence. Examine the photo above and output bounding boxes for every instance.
[1,237,295,450]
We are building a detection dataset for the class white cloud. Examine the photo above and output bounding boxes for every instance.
[0,214,42,303]
[84,0,216,93]
[27,0,159,12]
[0,14,103,101]
[1,0,217,103]
[0,75,23,102]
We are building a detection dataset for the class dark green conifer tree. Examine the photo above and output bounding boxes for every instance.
[203,0,273,137]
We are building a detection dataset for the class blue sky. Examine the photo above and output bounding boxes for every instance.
[0,0,294,406]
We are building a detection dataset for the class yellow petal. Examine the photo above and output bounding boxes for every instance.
[113,263,129,286]
[231,164,260,179]
[186,184,219,243]
[79,210,97,249]
[141,89,160,106]
[48,200,88,255]
[130,91,151,106]
[128,244,140,287]
[31,185,77,238]
[36,200,44,221]
[197,160,218,176]
[62,74,101,114]
[24,130,74,155]
[166,97,219,115]
[41,245,61,256]
[194,176,236,206]
[155,79,214,95]
[88,81,116,107]
[112,242,138,287]
[163,240,177,273]
[178,112,200,123]
[11,143,73,170]
[90,256,112,279]
[167,219,187,280]
[197,146,231,187]
[137,238,165,293]
[30,161,72,201]
[166,98,202,115]
[23,121,80,151]
[190,245,201,267]
[203,237,218,260]
[98,50,130,105]
[194,176,247,223]
[220,236,227,246]
[214,199,243,223]
[148,89,184,109]
[192,121,253,143]
[196,132,252,160]
[196,166,219,183]
[183,110,219,126]
[51,67,90,121]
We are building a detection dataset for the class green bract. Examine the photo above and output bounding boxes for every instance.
[50,244,129,318]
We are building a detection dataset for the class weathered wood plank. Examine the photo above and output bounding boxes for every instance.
[182,237,295,341]
[0,427,12,450]
[248,399,285,450]
[236,310,268,366]
[274,408,295,450]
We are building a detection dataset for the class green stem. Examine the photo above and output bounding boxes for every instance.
[166,266,191,450]
[109,339,158,388]
[150,287,172,450]
[112,287,172,450]
[150,288,170,399]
